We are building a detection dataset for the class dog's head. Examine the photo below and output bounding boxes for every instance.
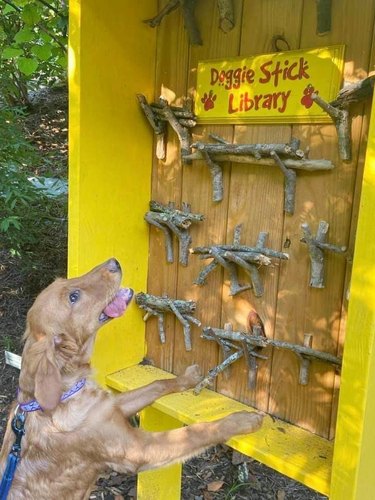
[19,258,133,410]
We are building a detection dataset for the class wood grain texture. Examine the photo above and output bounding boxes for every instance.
[107,364,333,496]
[173,0,244,376]
[269,0,375,438]
[330,90,375,500]
[145,0,375,439]
[217,0,304,411]
[145,0,190,371]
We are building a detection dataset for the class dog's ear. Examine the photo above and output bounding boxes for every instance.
[21,302,63,411]
[34,345,62,411]
[21,332,62,411]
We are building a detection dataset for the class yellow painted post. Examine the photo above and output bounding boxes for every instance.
[68,0,157,384]
[137,407,183,500]
[330,94,375,498]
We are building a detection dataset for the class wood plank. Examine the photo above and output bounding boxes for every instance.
[329,33,375,438]
[172,0,243,377]
[330,90,375,499]
[68,0,156,384]
[217,0,304,411]
[137,407,183,500]
[145,0,190,371]
[269,0,375,438]
[106,364,333,496]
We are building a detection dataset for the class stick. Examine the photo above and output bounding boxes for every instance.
[191,244,289,260]
[200,149,224,202]
[143,0,179,27]
[331,75,375,107]
[185,140,333,202]
[145,213,174,263]
[145,201,203,265]
[136,94,165,135]
[312,93,351,161]
[193,349,244,394]
[150,104,196,121]
[136,293,200,350]
[194,260,219,285]
[301,221,327,288]
[301,221,346,288]
[271,151,297,215]
[184,151,334,170]
[211,247,248,296]
[217,0,235,32]
[224,251,264,297]
[169,300,193,351]
[191,229,287,297]
[179,0,202,45]
[298,334,313,385]
[159,98,192,160]
[203,327,342,366]
[137,94,166,160]
[149,200,204,225]
[196,323,268,393]
[193,140,305,159]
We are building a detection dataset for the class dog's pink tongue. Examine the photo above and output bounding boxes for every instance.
[103,288,133,318]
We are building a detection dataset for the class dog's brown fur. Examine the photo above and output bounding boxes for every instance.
[0,259,263,499]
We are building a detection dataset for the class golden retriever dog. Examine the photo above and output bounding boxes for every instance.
[0,258,263,499]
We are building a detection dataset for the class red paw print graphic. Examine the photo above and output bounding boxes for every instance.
[301,84,318,109]
[201,90,217,111]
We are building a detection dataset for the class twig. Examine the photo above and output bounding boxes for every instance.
[158,98,191,160]
[184,151,334,171]
[143,0,179,27]
[200,149,223,202]
[192,139,305,159]
[137,94,196,161]
[312,93,351,161]
[301,221,347,288]
[191,225,288,297]
[186,138,333,202]
[143,0,202,45]
[298,334,313,385]
[195,318,268,394]
[270,151,297,215]
[217,0,235,32]
[180,0,202,45]
[193,349,243,394]
[202,327,342,367]
[145,201,204,266]
[330,75,375,107]
[135,292,201,351]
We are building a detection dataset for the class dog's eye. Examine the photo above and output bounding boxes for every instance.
[69,290,80,304]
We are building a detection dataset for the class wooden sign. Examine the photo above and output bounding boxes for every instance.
[195,45,345,124]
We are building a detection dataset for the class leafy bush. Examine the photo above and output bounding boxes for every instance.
[0,0,67,106]
[0,105,67,289]
[0,1,68,289]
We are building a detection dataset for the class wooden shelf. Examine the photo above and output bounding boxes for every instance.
[106,364,333,496]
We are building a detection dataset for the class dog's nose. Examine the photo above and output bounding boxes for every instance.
[107,258,121,273]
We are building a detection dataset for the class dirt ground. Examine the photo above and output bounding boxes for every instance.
[0,92,327,500]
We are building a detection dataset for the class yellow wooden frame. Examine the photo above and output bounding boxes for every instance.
[69,1,375,498]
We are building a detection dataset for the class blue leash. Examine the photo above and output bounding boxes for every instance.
[0,379,86,499]
[0,409,26,500]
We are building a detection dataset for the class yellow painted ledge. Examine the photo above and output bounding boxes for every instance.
[106,364,332,496]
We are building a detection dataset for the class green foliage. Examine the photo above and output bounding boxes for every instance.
[1,334,17,352]
[0,106,67,287]
[0,0,68,106]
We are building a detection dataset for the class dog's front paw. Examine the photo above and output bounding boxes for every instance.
[176,364,202,391]
[223,411,264,438]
